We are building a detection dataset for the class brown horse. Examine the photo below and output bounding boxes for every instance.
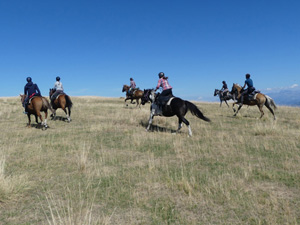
[122,85,144,107]
[20,94,54,129]
[231,83,277,120]
[49,89,73,122]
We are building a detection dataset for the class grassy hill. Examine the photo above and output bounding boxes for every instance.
[0,96,299,224]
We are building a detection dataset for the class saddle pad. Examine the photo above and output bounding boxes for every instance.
[29,96,38,104]
[56,94,64,100]
[166,97,175,106]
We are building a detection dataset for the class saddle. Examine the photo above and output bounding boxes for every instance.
[155,93,174,107]
[28,95,39,104]
[51,91,65,101]
[247,90,260,100]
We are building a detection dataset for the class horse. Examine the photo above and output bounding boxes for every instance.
[20,94,54,129]
[141,89,211,136]
[122,85,144,108]
[231,83,277,120]
[214,89,235,107]
[49,89,73,122]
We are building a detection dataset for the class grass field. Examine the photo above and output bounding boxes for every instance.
[0,96,299,224]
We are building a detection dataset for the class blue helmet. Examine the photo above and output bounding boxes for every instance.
[56,76,60,81]
[26,77,32,82]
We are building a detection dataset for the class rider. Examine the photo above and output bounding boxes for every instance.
[155,72,173,108]
[23,77,41,113]
[51,76,64,105]
[221,81,229,97]
[128,77,136,96]
[240,73,255,103]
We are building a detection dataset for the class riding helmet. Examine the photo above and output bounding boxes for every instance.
[246,74,250,78]
[26,77,32,82]
[158,72,164,78]
[222,81,226,84]
[56,76,60,81]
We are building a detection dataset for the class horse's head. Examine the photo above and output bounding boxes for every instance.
[141,89,155,105]
[214,89,219,96]
[122,85,129,92]
[20,94,26,104]
[49,88,55,97]
[231,83,242,100]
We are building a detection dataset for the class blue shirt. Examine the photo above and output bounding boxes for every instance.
[24,82,41,97]
[245,78,253,88]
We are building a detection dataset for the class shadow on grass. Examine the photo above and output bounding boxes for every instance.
[27,123,50,130]
[140,120,177,134]
[51,116,70,122]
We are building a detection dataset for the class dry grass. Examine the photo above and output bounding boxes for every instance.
[0,96,299,224]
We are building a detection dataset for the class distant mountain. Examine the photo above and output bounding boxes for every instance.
[264,87,300,106]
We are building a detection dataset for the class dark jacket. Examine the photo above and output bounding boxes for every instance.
[24,82,41,98]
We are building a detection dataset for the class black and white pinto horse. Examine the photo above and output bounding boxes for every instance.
[214,89,235,107]
[141,89,211,136]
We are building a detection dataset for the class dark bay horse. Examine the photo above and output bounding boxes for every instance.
[231,83,277,120]
[122,85,144,108]
[214,89,235,107]
[20,94,54,129]
[141,89,211,136]
[49,89,73,122]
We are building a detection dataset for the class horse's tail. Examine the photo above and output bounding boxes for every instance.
[65,95,73,108]
[185,101,211,122]
[42,97,55,114]
[265,95,277,110]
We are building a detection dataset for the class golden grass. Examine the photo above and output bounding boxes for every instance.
[0,96,299,224]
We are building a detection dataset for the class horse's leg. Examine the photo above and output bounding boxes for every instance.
[177,118,183,132]
[124,97,130,106]
[265,103,276,120]
[68,105,72,121]
[178,115,192,136]
[35,115,39,124]
[257,104,264,119]
[225,100,229,107]
[232,102,236,112]
[27,114,31,127]
[234,104,243,116]
[44,111,48,128]
[37,112,44,127]
[220,100,222,107]
[146,109,155,131]
[51,109,57,120]
[63,107,70,122]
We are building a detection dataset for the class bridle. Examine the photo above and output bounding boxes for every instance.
[141,89,155,105]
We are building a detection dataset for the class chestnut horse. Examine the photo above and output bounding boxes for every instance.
[49,89,73,122]
[122,85,144,107]
[20,94,54,129]
[231,83,277,120]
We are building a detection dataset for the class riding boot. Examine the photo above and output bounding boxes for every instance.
[23,104,28,114]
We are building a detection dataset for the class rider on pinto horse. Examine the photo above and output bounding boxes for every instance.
[154,72,174,108]
[23,77,41,114]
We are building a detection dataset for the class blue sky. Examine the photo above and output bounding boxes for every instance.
[1,0,299,101]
